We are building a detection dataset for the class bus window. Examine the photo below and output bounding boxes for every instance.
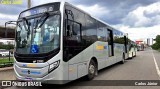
[108,29,114,56]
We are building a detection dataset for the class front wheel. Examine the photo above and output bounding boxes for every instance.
[86,60,97,80]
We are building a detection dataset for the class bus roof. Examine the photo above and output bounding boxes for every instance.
[19,1,125,34]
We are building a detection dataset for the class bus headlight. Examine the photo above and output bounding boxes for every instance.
[49,60,60,72]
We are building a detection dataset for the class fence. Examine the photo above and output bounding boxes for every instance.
[0,50,14,68]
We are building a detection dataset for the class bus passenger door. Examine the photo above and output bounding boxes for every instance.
[64,18,83,80]
[107,29,114,57]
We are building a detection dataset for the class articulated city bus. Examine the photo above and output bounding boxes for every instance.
[14,2,129,84]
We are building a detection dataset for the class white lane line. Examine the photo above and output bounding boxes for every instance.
[151,48,160,80]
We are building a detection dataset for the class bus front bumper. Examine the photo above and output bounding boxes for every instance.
[14,64,66,84]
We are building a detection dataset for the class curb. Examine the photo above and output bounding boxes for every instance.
[0,67,13,71]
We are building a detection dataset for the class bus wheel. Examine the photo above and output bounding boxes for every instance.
[120,54,125,64]
[86,60,97,80]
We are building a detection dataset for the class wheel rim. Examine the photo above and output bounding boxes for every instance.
[89,64,95,74]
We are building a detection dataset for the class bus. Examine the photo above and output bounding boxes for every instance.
[128,41,137,59]
[13,2,129,84]
[137,44,145,51]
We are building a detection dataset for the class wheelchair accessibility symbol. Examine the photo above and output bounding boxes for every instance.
[31,45,38,53]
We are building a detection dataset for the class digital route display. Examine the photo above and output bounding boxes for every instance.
[19,2,60,18]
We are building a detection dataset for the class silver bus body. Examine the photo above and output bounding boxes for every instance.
[14,2,129,84]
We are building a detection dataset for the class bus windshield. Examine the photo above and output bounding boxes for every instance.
[16,14,60,54]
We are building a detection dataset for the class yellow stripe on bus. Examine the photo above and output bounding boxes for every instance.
[96,44,104,50]
[27,64,36,67]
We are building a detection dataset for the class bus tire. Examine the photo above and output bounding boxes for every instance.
[86,59,97,80]
[120,53,125,64]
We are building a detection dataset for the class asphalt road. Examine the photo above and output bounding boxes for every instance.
[2,47,160,89]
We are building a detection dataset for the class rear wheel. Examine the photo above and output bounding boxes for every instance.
[86,60,97,80]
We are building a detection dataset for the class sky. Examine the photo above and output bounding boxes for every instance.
[0,0,160,42]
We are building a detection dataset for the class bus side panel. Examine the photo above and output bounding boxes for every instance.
[68,64,77,80]
[77,63,87,78]
[68,44,94,79]
[114,43,124,62]
[93,41,108,70]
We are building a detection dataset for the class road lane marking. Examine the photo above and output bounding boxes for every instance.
[151,48,160,80]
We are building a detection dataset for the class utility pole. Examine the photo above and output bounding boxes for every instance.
[28,0,31,9]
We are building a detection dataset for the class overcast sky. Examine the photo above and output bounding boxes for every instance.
[0,0,160,41]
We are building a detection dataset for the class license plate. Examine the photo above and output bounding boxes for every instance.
[25,77,33,81]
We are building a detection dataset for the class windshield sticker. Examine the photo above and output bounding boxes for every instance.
[31,45,39,53]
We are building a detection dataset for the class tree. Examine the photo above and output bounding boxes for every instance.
[151,35,160,50]
[155,35,160,44]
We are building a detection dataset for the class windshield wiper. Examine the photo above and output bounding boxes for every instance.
[17,23,23,30]
[22,18,30,39]
[35,12,49,29]
[22,17,30,31]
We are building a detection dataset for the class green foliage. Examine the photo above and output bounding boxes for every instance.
[151,43,160,50]
[114,37,131,44]
[114,37,125,44]
[0,58,14,63]
[155,35,160,43]
[0,44,14,49]
[0,58,14,68]
[151,35,160,50]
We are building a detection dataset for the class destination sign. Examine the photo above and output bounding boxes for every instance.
[19,2,60,18]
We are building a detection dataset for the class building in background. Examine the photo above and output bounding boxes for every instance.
[0,26,15,38]
[147,38,150,46]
